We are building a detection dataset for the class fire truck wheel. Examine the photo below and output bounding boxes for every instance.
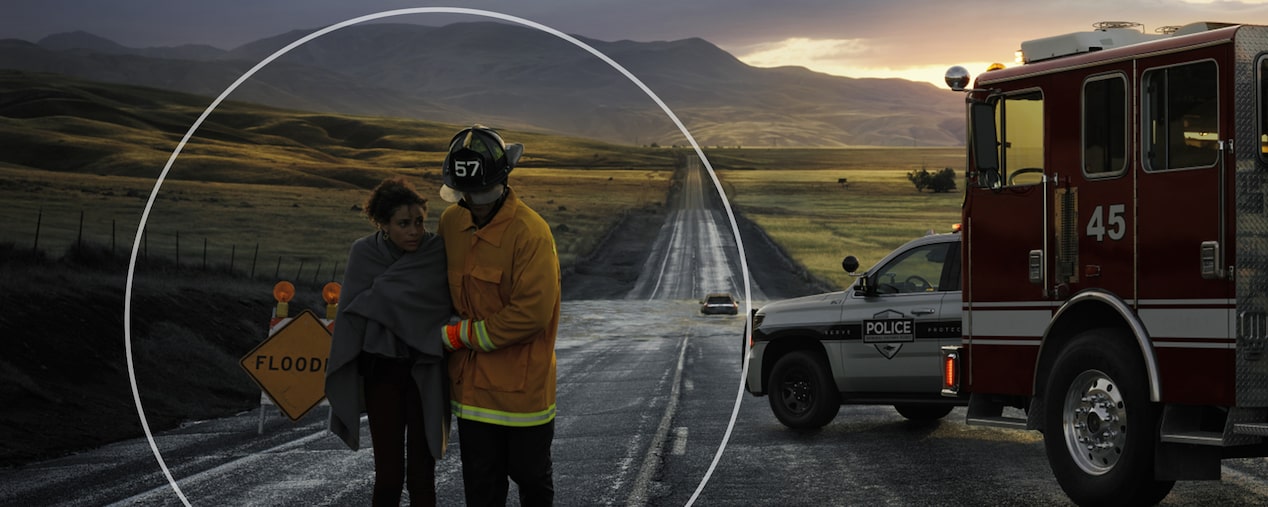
[893,404,953,421]
[768,350,840,429]
[1042,329,1175,506]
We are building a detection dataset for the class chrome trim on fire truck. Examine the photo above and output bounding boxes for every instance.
[1045,290,1162,402]
[1233,423,1268,436]
[1042,174,1050,298]
[1028,249,1044,285]
[1224,408,1268,445]
[1202,239,1222,278]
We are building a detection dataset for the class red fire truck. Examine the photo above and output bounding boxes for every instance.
[940,21,1268,504]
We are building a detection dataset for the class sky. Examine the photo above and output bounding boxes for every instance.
[5,0,1268,88]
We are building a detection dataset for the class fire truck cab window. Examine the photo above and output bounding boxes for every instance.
[1083,75,1128,176]
[872,243,955,295]
[996,92,1045,187]
[1144,60,1219,171]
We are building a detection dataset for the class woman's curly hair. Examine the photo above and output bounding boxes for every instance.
[363,176,428,227]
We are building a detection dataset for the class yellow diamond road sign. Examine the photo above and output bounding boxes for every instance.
[240,309,332,421]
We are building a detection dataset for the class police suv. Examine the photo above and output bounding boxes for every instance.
[744,232,964,429]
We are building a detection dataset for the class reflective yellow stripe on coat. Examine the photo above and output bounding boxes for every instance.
[451,401,556,427]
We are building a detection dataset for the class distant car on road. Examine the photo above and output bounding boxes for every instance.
[744,232,965,429]
[700,293,739,315]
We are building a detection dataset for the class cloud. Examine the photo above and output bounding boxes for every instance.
[731,36,997,88]
[734,37,870,67]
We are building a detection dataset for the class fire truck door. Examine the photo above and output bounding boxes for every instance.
[1136,60,1224,301]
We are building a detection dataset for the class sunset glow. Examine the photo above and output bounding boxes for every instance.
[733,37,1000,89]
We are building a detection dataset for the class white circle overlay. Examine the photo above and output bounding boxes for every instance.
[122,7,755,505]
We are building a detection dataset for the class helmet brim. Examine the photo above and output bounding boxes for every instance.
[506,143,523,168]
[439,184,462,203]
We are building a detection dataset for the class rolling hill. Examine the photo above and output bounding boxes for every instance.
[0,21,964,148]
[0,69,680,186]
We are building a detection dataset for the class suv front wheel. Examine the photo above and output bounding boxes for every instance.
[768,350,840,429]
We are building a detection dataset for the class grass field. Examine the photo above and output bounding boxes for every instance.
[0,70,682,278]
[709,147,965,288]
[2,146,966,291]
[0,164,672,284]
[1,70,969,290]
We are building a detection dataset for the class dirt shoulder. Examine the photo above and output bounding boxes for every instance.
[0,259,284,467]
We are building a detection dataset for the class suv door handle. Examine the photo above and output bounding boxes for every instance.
[912,308,936,315]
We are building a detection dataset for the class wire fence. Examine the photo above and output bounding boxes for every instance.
[6,208,347,288]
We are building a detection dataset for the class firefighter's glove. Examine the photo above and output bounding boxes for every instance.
[442,319,493,352]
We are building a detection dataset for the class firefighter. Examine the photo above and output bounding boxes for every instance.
[437,125,561,506]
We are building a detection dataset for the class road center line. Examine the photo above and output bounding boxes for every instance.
[625,333,689,506]
[672,427,689,455]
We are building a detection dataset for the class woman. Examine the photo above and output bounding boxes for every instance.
[325,176,451,506]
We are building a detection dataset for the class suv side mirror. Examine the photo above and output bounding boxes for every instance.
[843,255,875,295]
[842,256,860,273]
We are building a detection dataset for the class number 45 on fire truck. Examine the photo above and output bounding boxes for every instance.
[940,21,1268,505]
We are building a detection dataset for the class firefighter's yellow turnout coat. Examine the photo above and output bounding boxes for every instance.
[438,187,560,427]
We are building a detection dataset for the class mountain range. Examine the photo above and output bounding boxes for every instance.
[0,22,965,148]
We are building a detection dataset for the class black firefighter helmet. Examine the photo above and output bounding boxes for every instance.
[440,125,523,204]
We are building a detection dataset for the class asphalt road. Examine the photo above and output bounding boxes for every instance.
[627,157,762,303]
[5,161,1268,505]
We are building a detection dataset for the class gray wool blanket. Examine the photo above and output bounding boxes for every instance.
[325,231,452,459]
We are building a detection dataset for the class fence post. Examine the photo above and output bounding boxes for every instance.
[296,259,305,282]
[77,210,84,249]
[230,244,236,273]
[332,260,340,282]
[252,243,259,278]
[313,260,322,284]
[32,208,41,254]
[275,256,282,279]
